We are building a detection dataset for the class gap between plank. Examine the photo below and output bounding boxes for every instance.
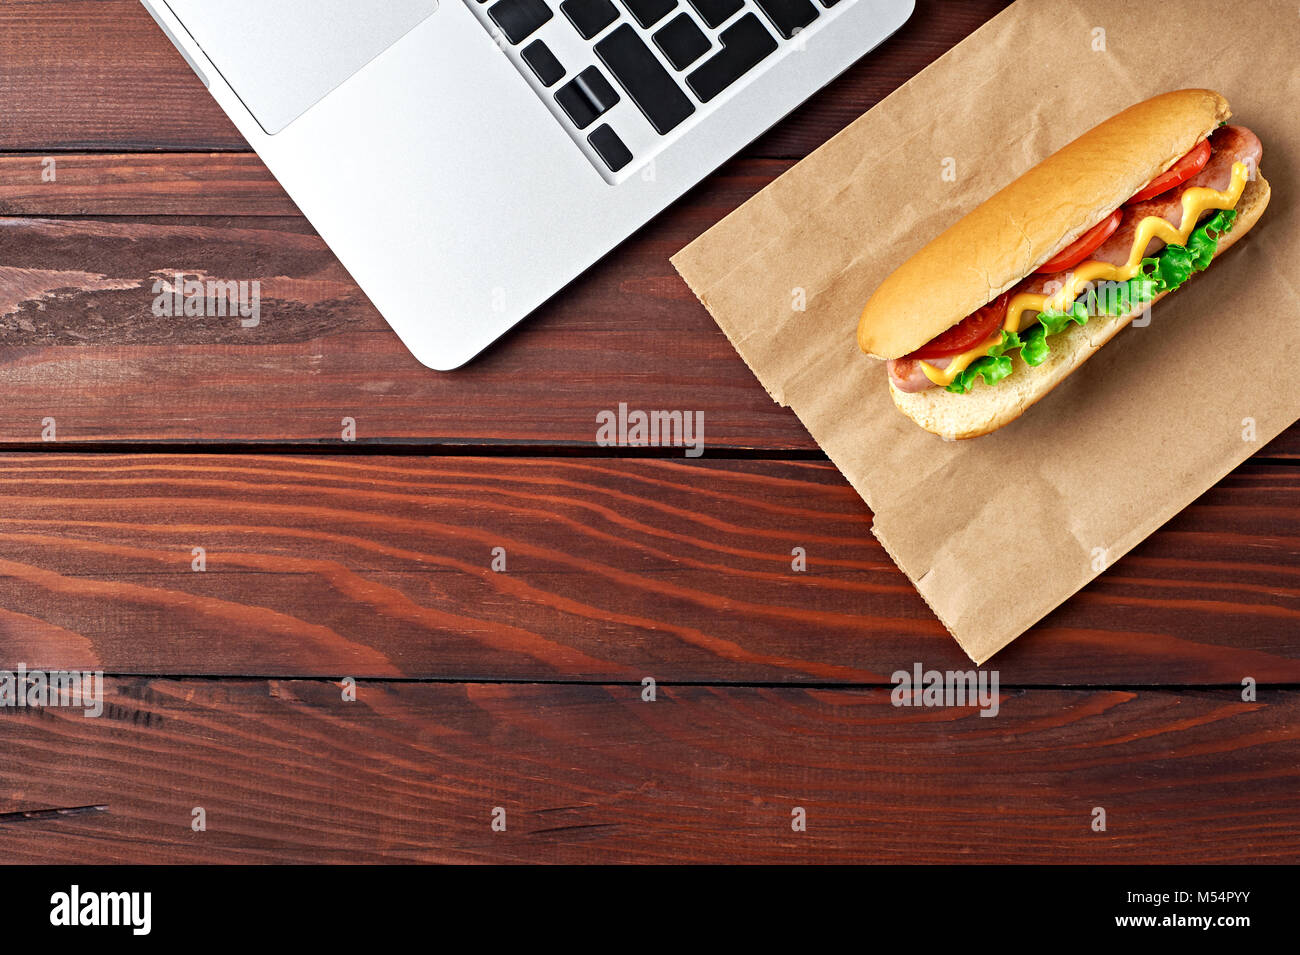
[0,442,1293,465]
[49,674,1300,692]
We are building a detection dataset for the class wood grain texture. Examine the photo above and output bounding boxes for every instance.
[0,454,1295,684]
[2,678,1297,864]
[0,0,242,152]
[0,184,814,450]
[0,154,300,217]
[0,0,1015,156]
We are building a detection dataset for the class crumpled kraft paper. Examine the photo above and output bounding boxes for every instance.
[671,0,1300,662]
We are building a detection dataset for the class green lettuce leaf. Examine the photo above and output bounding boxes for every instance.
[1154,244,1195,288]
[1018,322,1050,366]
[1084,272,1160,317]
[944,330,1021,393]
[941,207,1237,395]
[1187,208,1236,270]
[1156,209,1237,289]
[1038,299,1089,335]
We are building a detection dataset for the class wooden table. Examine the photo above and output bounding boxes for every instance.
[1,0,1296,864]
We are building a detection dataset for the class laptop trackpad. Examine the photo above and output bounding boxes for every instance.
[165,0,437,135]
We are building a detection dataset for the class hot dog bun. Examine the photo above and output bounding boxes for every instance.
[889,173,1270,440]
[857,89,1231,360]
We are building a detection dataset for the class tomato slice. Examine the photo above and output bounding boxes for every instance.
[1034,208,1123,274]
[907,291,1010,360]
[1127,138,1212,203]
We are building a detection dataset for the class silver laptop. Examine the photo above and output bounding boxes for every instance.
[141,0,913,369]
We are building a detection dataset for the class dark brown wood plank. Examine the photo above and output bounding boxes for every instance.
[2,678,1296,863]
[0,154,299,217]
[0,0,241,152]
[0,187,813,449]
[2,167,1295,455]
[1,454,1296,684]
[0,0,1014,157]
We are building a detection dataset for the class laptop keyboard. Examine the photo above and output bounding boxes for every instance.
[468,0,851,179]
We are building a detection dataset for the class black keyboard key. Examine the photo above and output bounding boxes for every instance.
[560,0,619,39]
[488,0,553,44]
[686,0,741,28]
[685,13,776,102]
[595,24,696,134]
[554,66,620,129]
[753,0,817,38]
[588,124,633,172]
[521,39,565,87]
[620,0,676,28]
[653,13,710,70]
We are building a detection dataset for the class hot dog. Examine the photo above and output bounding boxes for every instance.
[887,123,1263,395]
[858,91,1271,439]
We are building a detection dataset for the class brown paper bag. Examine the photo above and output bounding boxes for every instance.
[672,0,1300,662]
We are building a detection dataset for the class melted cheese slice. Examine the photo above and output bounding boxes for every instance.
[918,160,1251,387]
